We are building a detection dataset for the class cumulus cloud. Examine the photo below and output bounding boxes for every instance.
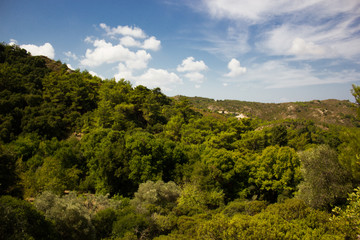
[177,57,208,85]
[100,23,146,38]
[114,63,134,80]
[80,39,151,69]
[225,58,246,77]
[122,68,183,91]
[20,42,55,59]
[142,36,161,51]
[184,72,205,83]
[120,36,142,47]
[177,57,208,72]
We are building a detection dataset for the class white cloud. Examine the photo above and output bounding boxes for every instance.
[230,60,360,89]
[64,51,78,60]
[177,57,208,86]
[119,36,161,51]
[177,57,208,72]
[288,38,327,57]
[201,0,359,22]
[88,70,104,79]
[142,36,161,51]
[119,36,142,47]
[194,0,360,60]
[114,63,183,91]
[133,68,183,91]
[100,23,146,38]
[114,63,134,80]
[184,72,205,83]
[80,39,151,69]
[225,58,246,77]
[20,42,55,59]
[9,39,17,45]
[126,50,151,69]
[257,24,343,60]
[66,64,74,70]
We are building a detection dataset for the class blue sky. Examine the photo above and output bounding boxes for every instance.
[1,0,360,102]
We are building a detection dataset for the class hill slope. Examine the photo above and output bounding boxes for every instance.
[180,96,359,127]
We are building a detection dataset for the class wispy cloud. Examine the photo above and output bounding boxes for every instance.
[64,51,78,60]
[191,0,360,61]
[258,17,360,60]
[226,60,360,88]
[200,0,359,23]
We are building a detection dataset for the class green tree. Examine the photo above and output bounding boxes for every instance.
[250,146,301,202]
[131,180,180,215]
[351,84,360,119]
[34,191,96,240]
[298,145,353,210]
[0,144,21,196]
[270,125,288,146]
[0,195,57,239]
[331,187,360,239]
[81,129,134,195]
[338,128,360,183]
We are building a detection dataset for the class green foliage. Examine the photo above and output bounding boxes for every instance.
[298,145,353,210]
[92,208,117,239]
[270,125,288,146]
[331,187,360,239]
[0,144,21,196]
[112,205,150,239]
[338,128,360,182]
[250,146,301,202]
[176,183,225,215]
[0,195,57,239]
[34,191,96,240]
[1,43,360,239]
[222,199,268,217]
[196,199,342,240]
[352,84,360,119]
[131,180,181,215]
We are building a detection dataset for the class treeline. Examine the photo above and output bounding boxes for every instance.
[1,43,360,239]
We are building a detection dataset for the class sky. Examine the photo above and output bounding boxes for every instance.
[1,0,360,103]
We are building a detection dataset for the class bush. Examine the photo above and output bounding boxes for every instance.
[0,195,57,239]
[34,191,95,240]
[298,145,353,210]
[131,180,180,215]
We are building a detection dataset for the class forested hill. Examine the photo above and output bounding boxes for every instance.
[181,96,359,127]
[2,43,360,239]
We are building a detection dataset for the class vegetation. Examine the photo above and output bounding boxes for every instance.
[1,43,360,239]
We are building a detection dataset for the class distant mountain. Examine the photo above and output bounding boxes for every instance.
[177,96,359,127]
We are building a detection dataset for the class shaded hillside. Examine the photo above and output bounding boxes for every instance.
[181,96,359,127]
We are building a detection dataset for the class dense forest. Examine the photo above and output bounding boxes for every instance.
[1,43,360,239]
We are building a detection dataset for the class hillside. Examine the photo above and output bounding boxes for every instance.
[2,43,360,239]
[181,96,359,127]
